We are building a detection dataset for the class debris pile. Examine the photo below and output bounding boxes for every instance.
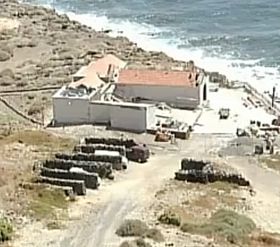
[175,158,250,186]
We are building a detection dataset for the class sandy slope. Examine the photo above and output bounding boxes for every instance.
[0,17,19,31]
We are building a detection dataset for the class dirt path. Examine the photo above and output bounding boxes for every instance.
[0,86,60,95]
[225,156,280,232]
[13,133,280,246]
[59,152,182,247]
[58,134,232,247]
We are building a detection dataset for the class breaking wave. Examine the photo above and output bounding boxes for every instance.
[22,0,280,94]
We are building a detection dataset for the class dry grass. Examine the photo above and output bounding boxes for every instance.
[261,155,280,172]
[250,232,280,246]
[0,217,13,242]
[209,181,239,193]
[191,195,217,210]
[0,129,77,151]
[0,129,76,217]
[26,184,69,221]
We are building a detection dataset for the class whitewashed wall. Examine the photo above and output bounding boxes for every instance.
[110,105,147,132]
[114,84,200,109]
[89,102,111,124]
[53,97,89,124]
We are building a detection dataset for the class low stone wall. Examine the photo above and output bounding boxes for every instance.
[40,167,100,189]
[39,176,86,195]
[43,159,113,179]
[55,152,122,165]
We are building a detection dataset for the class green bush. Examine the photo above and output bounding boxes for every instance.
[181,209,256,244]
[0,218,13,242]
[158,210,181,226]
[116,220,148,237]
[134,238,152,247]
[119,238,152,247]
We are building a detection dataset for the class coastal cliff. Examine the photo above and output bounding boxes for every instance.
[0,0,228,92]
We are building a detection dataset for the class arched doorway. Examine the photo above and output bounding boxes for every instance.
[203,84,207,101]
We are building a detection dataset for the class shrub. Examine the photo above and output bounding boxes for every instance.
[119,238,152,247]
[27,94,35,100]
[180,209,256,244]
[116,219,148,237]
[27,104,43,116]
[144,228,164,242]
[16,81,28,87]
[158,210,181,226]
[0,218,13,242]
[119,241,137,247]
[0,68,14,78]
[134,238,152,247]
[28,187,68,220]
[46,221,63,230]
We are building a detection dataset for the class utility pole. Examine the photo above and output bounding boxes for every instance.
[272,85,276,108]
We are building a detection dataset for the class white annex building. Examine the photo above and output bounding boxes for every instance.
[52,86,156,132]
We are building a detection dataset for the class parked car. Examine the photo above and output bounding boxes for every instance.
[219,108,230,119]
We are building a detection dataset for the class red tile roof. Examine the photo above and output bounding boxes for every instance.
[118,69,198,87]
[89,54,127,77]
[73,54,127,79]
[69,73,104,89]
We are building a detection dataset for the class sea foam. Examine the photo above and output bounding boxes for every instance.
[23,0,280,95]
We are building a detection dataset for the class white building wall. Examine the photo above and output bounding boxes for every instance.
[110,105,147,132]
[146,106,157,129]
[89,101,156,132]
[89,102,111,124]
[53,97,89,124]
[114,84,200,109]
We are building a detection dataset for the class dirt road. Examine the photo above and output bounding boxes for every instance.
[60,154,177,247]
[14,133,280,246]
[59,134,232,247]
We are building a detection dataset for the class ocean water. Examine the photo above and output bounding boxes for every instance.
[22,0,280,93]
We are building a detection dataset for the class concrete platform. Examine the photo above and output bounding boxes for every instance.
[194,88,275,134]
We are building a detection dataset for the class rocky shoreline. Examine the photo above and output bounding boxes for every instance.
[0,0,228,93]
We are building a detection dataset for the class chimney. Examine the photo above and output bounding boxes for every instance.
[187,60,195,72]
